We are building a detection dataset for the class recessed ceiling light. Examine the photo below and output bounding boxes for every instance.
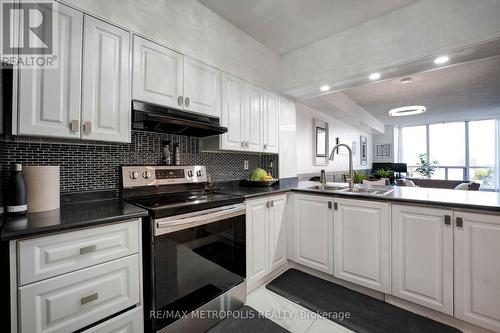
[389,105,427,117]
[320,85,330,92]
[434,55,449,65]
[369,72,381,80]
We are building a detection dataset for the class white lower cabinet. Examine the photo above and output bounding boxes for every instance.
[19,255,140,333]
[391,205,453,315]
[293,194,333,274]
[333,198,390,293]
[454,211,500,332]
[246,194,287,288]
[83,306,143,333]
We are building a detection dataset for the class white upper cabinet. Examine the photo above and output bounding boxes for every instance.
[183,56,221,118]
[391,205,453,315]
[18,4,83,138]
[132,36,183,109]
[82,17,131,143]
[220,73,245,150]
[245,84,262,152]
[293,194,333,274]
[454,211,500,332]
[261,91,279,154]
[333,198,390,293]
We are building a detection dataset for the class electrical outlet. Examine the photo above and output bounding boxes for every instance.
[244,160,249,170]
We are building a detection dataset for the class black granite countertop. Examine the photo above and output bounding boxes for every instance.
[1,199,148,241]
[218,179,500,213]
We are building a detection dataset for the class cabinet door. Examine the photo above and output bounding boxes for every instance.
[183,57,221,118]
[132,36,183,109]
[18,4,82,138]
[269,194,287,270]
[293,194,333,274]
[334,198,390,293]
[82,17,131,143]
[220,73,245,150]
[261,91,279,153]
[392,205,453,314]
[246,197,270,285]
[245,84,262,152]
[455,212,500,332]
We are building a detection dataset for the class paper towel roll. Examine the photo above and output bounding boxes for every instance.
[23,166,60,213]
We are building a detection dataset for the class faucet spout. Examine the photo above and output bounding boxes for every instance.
[329,143,354,188]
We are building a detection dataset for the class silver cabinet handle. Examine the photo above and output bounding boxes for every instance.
[83,121,92,134]
[444,215,451,225]
[456,217,463,228]
[266,201,270,208]
[270,200,274,207]
[241,141,246,147]
[80,293,98,305]
[185,97,190,108]
[69,120,79,132]
[263,144,268,149]
[80,245,97,255]
[178,96,183,107]
[246,141,249,148]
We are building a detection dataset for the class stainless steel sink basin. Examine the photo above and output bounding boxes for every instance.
[307,185,348,191]
[338,187,393,196]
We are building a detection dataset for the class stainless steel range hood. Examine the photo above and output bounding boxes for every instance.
[132,101,227,137]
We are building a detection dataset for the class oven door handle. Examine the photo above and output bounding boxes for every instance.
[155,204,246,236]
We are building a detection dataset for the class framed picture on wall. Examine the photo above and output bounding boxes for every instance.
[360,135,367,165]
[376,144,391,158]
[314,119,329,166]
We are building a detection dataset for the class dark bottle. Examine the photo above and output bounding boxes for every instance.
[7,163,27,215]
[174,143,180,166]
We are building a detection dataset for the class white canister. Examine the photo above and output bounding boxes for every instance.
[23,166,60,213]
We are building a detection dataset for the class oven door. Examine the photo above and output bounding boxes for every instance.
[152,204,246,329]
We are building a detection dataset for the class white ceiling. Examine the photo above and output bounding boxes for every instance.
[196,0,419,55]
[341,55,500,126]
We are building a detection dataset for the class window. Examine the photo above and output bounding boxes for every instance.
[399,119,499,190]
[469,120,496,189]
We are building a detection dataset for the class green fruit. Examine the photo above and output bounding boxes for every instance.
[249,168,268,181]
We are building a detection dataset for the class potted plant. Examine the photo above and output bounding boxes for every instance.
[415,153,438,178]
[373,168,394,185]
[352,170,365,184]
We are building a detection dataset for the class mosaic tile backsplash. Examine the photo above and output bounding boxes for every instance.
[0,131,278,194]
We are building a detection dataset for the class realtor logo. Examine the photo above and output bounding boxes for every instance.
[1,0,58,68]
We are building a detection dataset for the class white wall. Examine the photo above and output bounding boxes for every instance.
[373,125,396,163]
[61,0,280,92]
[281,0,500,97]
[296,103,373,174]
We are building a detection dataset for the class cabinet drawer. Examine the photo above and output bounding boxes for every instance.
[82,306,143,333]
[18,220,139,285]
[19,255,140,333]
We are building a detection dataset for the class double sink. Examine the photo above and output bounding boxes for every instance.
[307,184,394,196]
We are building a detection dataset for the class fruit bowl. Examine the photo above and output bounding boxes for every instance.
[240,178,279,187]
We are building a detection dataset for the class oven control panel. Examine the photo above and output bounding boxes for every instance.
[121,165,207,188]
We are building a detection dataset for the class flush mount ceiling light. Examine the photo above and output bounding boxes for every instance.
[389,77,427,117]
[320,85,330,92]
[389,105,426,116]
[369,72,381,80]
[434,55,449,65]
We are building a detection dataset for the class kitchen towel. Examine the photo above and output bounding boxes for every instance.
[23,166,60,212]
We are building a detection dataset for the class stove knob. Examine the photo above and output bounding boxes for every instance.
[143,171,152,179]
[129,171,139,179]
[187,170,194,177]
[196,170,202,177]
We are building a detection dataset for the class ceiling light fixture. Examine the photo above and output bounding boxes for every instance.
[369,72,381,80]
[389,105,427,117]
[434,55,449,65]
[320,85,330,92]
[388,77,427,117]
